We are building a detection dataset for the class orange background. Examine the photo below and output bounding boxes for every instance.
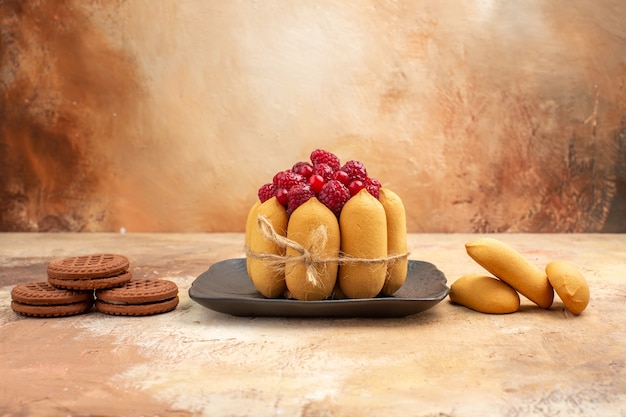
[1,1,625,232]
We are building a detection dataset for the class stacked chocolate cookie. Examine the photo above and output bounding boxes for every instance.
[47,254,132,290]
[11,282,95,318]
[10,254,179,318]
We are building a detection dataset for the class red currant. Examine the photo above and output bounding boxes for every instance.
[348,180,365,196]
[332,170,350,185]
[275,188,289,206]
[308,174,325,193]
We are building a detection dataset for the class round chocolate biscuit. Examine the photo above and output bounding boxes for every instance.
[95,279,179,316]
[96,279,179,303]
[47,254,130,280]
[95,296,179,316]
[11,281,92,305]
[49,271,133,291]
[10,281,94,317]
[11,299,94,318]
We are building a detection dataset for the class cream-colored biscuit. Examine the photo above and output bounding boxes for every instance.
[449,274,520,314]
[465,237,554,309]
[285,198,340,301]
[545,260,590,315]
[339,189,388,299]
[378,188,408,296]
[245,200,262,278]
[246,197,288,298]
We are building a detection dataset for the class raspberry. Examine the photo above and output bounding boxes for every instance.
[258,183,276,203]
[365,177,381,199]
[273,170,305,190]
[317,180,350,216]
[310,149,341,171]
[312,163,335,182]
[367,177,381,188]
[341,160,368,182]
[292,161,314,178]
[287,183,314,215]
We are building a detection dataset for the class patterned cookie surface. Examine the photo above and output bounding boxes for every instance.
[11,281,92,305]
[95,296,179,316]
[95,279,179,316]
[96,279,179,304]
[49,271,133,291]
[11,281,94,317]
[11,299,94,318]
[47,254,129,279]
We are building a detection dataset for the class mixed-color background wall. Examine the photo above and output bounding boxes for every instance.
[1,0,625,233]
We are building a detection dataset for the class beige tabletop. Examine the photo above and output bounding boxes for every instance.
[1,233,625,416]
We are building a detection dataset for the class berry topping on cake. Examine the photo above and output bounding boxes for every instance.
[332,169,350,185]
[287,183,315,215]
[312,163,335,182]
[257,149,383,217]
[292,161,314,178]
[258,183,276,203]
[275,188,289,206]
[310,149,341,171]
[317,180,351,216]
[273,170,305,190]
[341,160,368,182]
[365,177,381,199]
[308,174,325,194]
[348,180,365,196]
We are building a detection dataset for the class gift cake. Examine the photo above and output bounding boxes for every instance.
[245,149,409,301]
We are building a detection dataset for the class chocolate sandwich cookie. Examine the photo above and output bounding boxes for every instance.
[47,254,132,290]
[49,271,133,290]
[11,282,94,317]
[95,279,179,316]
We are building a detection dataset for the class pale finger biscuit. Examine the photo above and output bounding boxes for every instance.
[465,238,554,309]
[339,189,388,299]
[378,188,408,296]
[545,260,590,315]
[285,198,340,301]
[246,197,289,298]
[449,274,520,314]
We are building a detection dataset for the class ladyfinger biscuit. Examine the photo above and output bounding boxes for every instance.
[465,238,553,309]
[449,274,520,314]
[285,197,340,301]
[246,197,289,298]
[546,260,590,315]
[339,189,388,299]
[245,200,262,278]
[378,188,408,296]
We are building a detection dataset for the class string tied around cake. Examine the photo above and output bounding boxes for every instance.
[245,215,410,288]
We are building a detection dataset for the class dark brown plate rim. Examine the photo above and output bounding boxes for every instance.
[189,258,449,318]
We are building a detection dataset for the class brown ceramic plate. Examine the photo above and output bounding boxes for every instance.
[189,258,449,318]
